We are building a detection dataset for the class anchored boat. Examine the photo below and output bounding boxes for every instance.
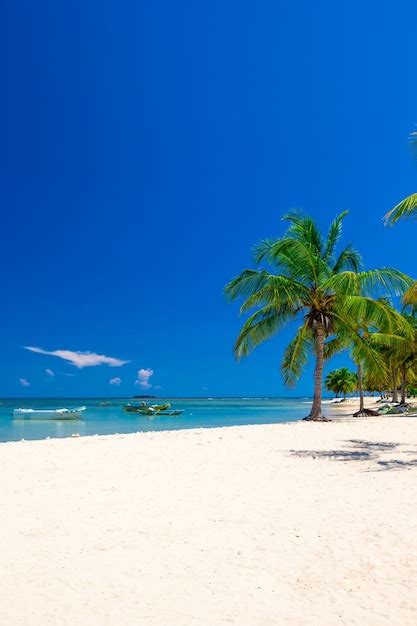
[124,402,183,416]
[13,406,86,420]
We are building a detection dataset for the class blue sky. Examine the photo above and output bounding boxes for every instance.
[1,0,417,397]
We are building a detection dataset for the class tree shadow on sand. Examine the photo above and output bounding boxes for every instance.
[291,439,417,471]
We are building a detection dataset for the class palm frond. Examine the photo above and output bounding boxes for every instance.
[367,332,408,349]
[349,332,386,378]
[332,245,362,273]
[239,275,307,314]
[403,282,417,306]
[282,210,324,257]
[324,210,349,262]
[254,238,313,280]
[325,268,413,298]
[336,295,413,338]
[233,304,295,359]
[357,268,413,298]
[323,337,348,360]
[281,323,311,387]
[384,193,417,225]
[256,237,326,285]
[252,239,302,278]
[252,239,277,264]
[224,270,270,301]
[331,313,388,377]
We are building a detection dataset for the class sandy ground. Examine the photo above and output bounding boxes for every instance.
[1,404,417,625]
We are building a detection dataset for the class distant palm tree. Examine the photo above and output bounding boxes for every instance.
[325,367,356,400]
[325,370,341,398]
[225,211,412,421]
[384,131,417,224]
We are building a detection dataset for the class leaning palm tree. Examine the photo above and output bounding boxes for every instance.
[225,211,413,421]
[384,131,417,224]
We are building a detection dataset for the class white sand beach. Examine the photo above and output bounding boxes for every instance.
[1,409,417,625]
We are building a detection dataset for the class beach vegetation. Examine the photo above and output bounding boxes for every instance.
[225,211,413,421]
[325,367,357,400]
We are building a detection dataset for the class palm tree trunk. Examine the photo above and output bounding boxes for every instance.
[353,362,378,417]
[392,368,398,403]
[400,366,407,405]
[358,363,364,412]
[305,324,330,421]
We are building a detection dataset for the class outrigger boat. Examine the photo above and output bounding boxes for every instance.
[124,402,183,416]
[13,406,86,420]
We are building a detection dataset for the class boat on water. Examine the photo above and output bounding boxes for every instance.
[99,401,112,407]
[13,406,86,420]
[124,402,183,416]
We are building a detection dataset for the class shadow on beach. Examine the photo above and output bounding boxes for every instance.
[291,438,417,471]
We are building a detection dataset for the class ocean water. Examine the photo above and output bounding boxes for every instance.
[0,397,313,443]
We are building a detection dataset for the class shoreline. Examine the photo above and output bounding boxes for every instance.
[0,396,411,447]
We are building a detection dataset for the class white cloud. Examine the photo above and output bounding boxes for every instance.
[19,378,30,387]
[135,368,154,389]
[46,368,55,377]
[110,377,122,385]
[24,346,129,369]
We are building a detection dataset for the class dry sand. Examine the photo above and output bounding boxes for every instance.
[1,405,417,625]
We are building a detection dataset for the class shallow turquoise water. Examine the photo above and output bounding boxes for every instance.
[0,397,313,443]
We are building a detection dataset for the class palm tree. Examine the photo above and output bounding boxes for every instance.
[367,298,417,406]
[389,313,417,405]
[225,211,413,421]
[325,367,356,400]
[384,131,417,224]
[322,318,406,416]
[363,370,389,400]
[325,370,341,398]
[343,304,409,416]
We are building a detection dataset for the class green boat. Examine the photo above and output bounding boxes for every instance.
[123,402,183,416]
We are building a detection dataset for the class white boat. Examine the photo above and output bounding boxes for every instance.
[13,406,86,420]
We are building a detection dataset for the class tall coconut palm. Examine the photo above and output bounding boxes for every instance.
[384,131,417,224]
[225,211,413,421]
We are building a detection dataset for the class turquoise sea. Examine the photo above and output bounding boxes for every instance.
[0,397,313,443]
